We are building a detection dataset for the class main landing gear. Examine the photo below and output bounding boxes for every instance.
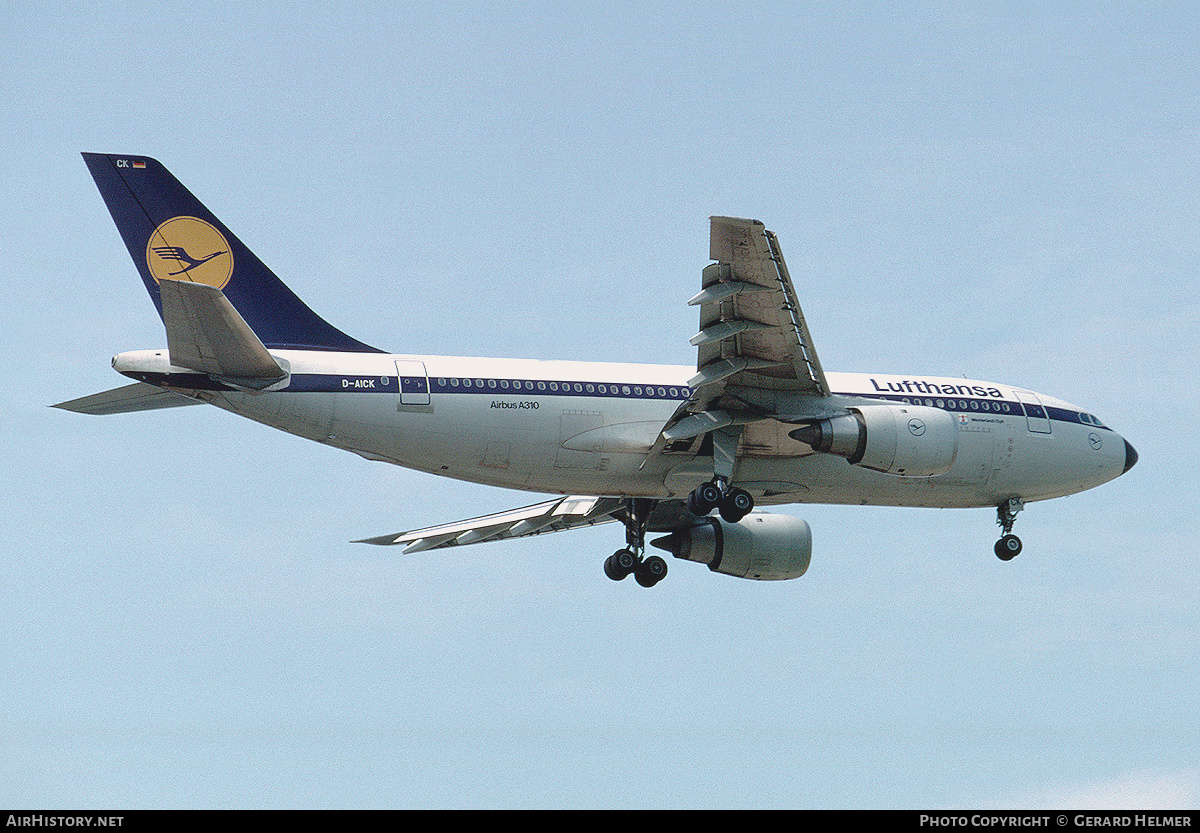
[686,479,754,523]
[686,426,754,523]
[994,497,1025,560]
[603,482,756,587]
[604,548,669,587]
[604,497,669,588]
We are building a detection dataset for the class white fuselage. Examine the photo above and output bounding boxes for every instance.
[117,348,1130,510]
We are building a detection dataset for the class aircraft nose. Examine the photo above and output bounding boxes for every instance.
[1123,439,1138,474]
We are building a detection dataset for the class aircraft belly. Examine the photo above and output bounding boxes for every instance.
[729,421,1013,509]
[341,394,542,487]
[211,389,325,438]
[219,390,1005,508]
[207,388,335,443]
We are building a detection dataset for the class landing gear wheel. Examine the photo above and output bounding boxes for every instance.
[605,499,668,587]
[604,549,638,581]
[635,555,668,587]
[995,534,1022,561]
[603,555,622,581]
[687,481,723,516]
[719,488,754,523]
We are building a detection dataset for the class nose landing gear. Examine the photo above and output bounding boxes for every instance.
[994,498,1024,560]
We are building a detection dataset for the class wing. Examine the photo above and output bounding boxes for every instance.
[693,216,829,397]
[358,218,835,554]
[654,217,840,452]
[355,495,625,552]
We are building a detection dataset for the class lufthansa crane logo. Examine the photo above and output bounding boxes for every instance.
[145,216,233,289]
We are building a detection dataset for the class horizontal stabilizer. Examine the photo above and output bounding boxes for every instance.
[52,382,201,415]
[159,278,287,387]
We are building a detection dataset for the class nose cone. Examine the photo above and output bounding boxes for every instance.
[1123,439,1138,474]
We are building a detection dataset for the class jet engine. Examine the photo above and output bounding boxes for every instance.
[788,403,957,477]
[650,514,812,581]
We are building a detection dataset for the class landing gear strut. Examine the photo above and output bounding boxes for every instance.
[994,498,1024,560]
[604,498,668,587]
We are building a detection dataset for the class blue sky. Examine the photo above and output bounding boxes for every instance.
[2,1,1196,809]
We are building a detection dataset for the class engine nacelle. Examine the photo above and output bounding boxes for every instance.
[789,403,957,477]
[650,514,812,581]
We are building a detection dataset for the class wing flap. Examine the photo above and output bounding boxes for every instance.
[645,217,841,468]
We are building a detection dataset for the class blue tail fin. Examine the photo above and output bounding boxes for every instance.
[82,153,380,353]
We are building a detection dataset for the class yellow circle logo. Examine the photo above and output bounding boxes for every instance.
[145,216,234,289]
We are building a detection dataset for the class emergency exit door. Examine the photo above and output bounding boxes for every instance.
[395,360,430,406]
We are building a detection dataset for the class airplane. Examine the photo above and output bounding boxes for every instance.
[55,154,1138,587]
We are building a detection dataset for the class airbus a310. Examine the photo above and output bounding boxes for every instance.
[56,154,1137,587]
